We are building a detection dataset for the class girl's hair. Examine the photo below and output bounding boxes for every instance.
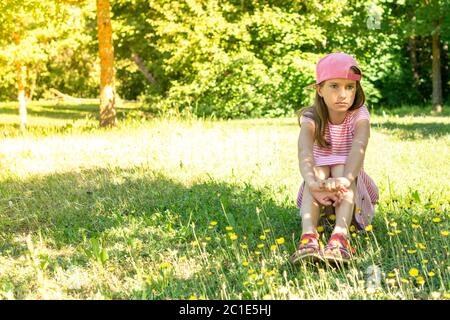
[297,66,365,147]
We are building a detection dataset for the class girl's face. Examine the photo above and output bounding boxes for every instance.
[316,78,356,113]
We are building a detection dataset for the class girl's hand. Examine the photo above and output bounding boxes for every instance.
[310,189,339,206]
[308,179,326,192]
[311,188,346,207]
[323,177,352,192]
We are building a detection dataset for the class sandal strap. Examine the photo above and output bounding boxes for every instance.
[326,233,355,254]
[297,232,320,249]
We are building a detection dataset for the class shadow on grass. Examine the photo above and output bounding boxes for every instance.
[0,104,96,121]
[0,166,301,298]
[0,102,147,122]
[374,121,449,139]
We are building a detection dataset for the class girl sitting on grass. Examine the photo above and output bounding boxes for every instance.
[290,52,379,264]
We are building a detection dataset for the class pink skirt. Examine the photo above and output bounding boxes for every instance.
[296,170,379,230]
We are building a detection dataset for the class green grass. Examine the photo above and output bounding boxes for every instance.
[0,101,449,300]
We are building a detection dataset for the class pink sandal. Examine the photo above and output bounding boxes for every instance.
[323,233,355,264]
[290,232,324,264]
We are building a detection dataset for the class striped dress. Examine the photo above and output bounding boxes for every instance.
[296,105,379,230]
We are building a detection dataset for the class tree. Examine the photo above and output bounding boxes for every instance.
[96,0,117,127]
[399,0,449,112]
[0,0,47,130]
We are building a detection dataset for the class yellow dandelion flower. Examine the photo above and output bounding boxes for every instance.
[395,230,402,234]
[416,243,426,250]
[264,229,271,233]
[242,261,249,267]
[229,233,238,241]
[388,273,396,277]
[429,204,436,209]
[365,224,373,232]
[270,245,277,251]
[208,226,213,229]
[422,259,429,264]
[432,217,441,223]
[365,237,370,240]
[388,232,395,236]
[428,271,435,277]
[259,235,266,240]
[240,244,248,249]
[276,237,285,245]
[412,218,419,223]
[441,230,449,236]
[411,224,420,229]
[248,274,257,280]
[257,280,264,286]
[407,249,417,254]
[349,225,356,232]
[210,221,218,226]
[255,251,261,255]
[352,233,357,238]
[243,281,250,286]
[265,270,275,277]
[205,237,211,241]
[329,214,336,221]
[443,293,450,299]
[409,268,419,277]
[160,262,171,269]
[248,269,255,274]
[226,226,233,231]
[257,243,265,249]
[401,278,409,283]
[416,276,425,285]
[189,295,198,300]
[317,226,325,233]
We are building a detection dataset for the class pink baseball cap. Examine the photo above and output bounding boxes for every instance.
[306,52,362,88]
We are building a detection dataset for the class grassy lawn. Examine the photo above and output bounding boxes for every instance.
[0,101,448,299]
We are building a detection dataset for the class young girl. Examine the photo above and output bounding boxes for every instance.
[290,52,379,264]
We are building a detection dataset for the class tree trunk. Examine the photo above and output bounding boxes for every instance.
[432,21,443,112]
[132,52,156,84]
[13,30,27,131]
[96,0,117,127]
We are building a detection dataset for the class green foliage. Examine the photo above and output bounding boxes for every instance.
[0,0,448,117]
[0,0,99,100]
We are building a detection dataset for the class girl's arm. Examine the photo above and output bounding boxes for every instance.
[342,119,370,184]
[298,122,320,189]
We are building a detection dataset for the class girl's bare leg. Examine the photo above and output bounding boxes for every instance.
[330,165,356,236]
[301,166,330,235]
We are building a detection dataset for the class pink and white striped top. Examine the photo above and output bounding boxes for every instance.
[301,105,371,166]
[296,105,379,230]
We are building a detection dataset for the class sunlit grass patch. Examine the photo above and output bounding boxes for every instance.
[0,102,448,299]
